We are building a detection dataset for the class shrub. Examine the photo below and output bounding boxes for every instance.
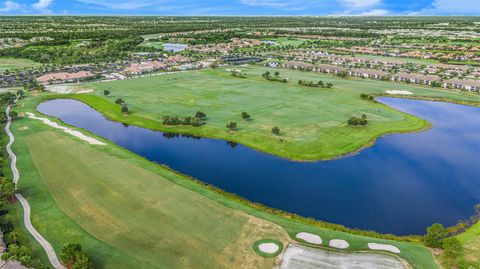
[241,112,250,120]
[347,114,368,126]
[103,90,110,96]
[424,223,448,248]
[226,121,237,131]
[272,126,280,135]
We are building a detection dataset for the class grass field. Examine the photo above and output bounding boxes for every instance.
[0,57,40,73]
[457,222,480,267]
[10,93,438,269]
[61,65,480,161]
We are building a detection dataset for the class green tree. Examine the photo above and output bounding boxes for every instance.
[3,244,32,266]
[8,110,17,119]
[60,243,91,268]
[16,90,24,98]
[121,105,129,114]
[274,71,280,77]
[226,121,237,131]
[442,237,463,258]
[424,223,448,248]
[115,98,124,105]
[241,112,250,120]
[272,126,280,135]
[103,90,110,96]
[195,111,206,119]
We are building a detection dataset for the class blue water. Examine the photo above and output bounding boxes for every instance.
[163,43,188,52]
[36,98,480,235]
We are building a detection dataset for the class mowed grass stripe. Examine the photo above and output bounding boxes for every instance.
[24,129,286,269]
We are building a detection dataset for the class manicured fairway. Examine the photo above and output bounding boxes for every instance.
[70,66,480,160]
[0,57,40,73]
[10,93,438,269]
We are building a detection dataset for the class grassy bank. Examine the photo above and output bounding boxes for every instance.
[10,93,438,269]
[48,66,480,161]
[456,221,480,267]
[0,57,40,73]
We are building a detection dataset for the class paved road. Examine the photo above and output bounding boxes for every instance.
[5,100,66,269]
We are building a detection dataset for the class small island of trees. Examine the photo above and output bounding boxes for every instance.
[298,80,333,88]
[347,114,368,126]
[262,71,288,83]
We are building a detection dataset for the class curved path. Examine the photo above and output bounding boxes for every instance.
[5,100,66,269]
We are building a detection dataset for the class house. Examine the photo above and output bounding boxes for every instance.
[36,71,95,84]
[443,79,480,91]
[313,64,347,74]
[123,61,167,75]
[349,69,389,80]
[391,72,440,85]
[166,55,190,65]
[268,61,279,68]
[282,61,314,71]
[0,260,31,269]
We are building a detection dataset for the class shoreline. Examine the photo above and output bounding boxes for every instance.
[39,93,432,162]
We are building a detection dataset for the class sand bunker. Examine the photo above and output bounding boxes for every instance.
[279,244,406,269]
[258,243,279,254]
[368,243,401,253]
[329,239,349,249]
[385,90,413,95]
[75,89,93,94]
[295,232,322,245]
[45,85,73,93]
[26,112,106,145]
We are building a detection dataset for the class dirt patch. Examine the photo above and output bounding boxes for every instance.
[18,126,29,131]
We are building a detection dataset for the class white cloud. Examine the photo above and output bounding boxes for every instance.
[0,1,22,12]
[77,0,164,10]
[415,0,480,15]
[32,0,53,13]
[358,8,389,15]
[239,0,321,9]
[337,0,382,10]
[329,8,389,16]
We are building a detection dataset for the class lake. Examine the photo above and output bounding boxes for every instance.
[163,43,188,52]
[36,98,480,235]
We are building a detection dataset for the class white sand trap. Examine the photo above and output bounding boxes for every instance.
[75,89,93,94]
[385,90,413,95]
[26,112,106,145]
[368,243,401,254]
[279,245,406,269]
[329,239,349,249]
[295,232,322,245]
[258,243,279,254]
[45,85,73,93]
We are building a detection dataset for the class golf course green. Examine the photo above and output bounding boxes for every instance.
[57,66,480,161]
[9,92,440,269]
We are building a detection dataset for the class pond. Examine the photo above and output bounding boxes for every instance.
[163,43,188,52]
[36,98,480,235]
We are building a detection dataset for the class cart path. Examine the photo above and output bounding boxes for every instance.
[6,100,66,269]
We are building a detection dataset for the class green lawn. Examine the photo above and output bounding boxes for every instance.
[457,221,480,267]
[10,93,438,269]
[63,66,480,161]
[138,41,164,49]
[0,57,40,73]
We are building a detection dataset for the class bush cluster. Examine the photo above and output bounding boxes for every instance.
[347,114,368,126]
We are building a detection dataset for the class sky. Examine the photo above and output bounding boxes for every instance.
[0,0,479,15]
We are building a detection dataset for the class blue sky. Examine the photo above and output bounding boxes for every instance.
[0,0,479,15]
